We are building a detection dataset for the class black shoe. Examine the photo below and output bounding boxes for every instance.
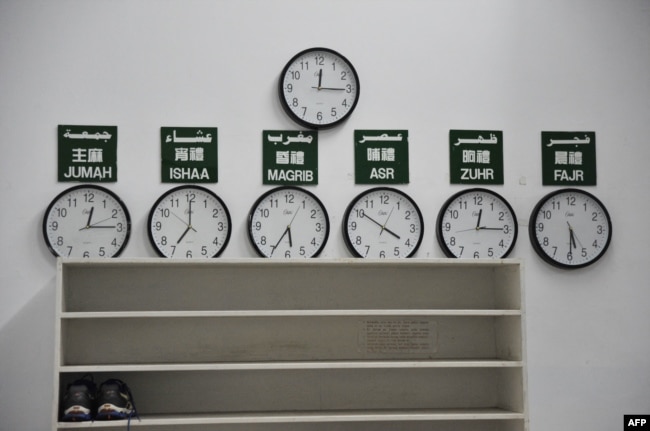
[60,375,96,422]
[96,379,138,421]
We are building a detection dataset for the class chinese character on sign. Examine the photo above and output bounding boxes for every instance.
[381,148,395,162]
[569,151,582,165]
[367,148,381,161]
[462,149,491,164]
[71,148,104,163]
[462,150,475,163]
[175,148,188,161]
[367,147,395,162]
[554,151,583,165]
[276,151,304,165]
[175,147,205,162]
[290,151,304,165]
[189,147,204,161]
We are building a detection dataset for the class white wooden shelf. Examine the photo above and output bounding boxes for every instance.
[53,258,528,431]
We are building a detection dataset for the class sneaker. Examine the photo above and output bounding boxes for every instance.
[60,375,96,422]
[95,378,138,422]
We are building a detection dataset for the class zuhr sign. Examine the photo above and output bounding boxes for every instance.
[449,130,503,185]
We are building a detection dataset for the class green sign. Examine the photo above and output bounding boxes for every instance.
[58,125,117,182]
[354,130,409,184]
[449,130,503,185]
[161,127,218,183]
[263,130,318,185]
[541,131,596,185]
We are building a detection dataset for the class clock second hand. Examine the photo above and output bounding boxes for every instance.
[171,211,197,232]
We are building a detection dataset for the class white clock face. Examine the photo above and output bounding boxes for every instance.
[343,187,424,258]
[43,185,131,258]
[279,47,359,129]
[148,186,231,258]
[248,187,329,258]
[529,189,612,269]
[436,188,518,259]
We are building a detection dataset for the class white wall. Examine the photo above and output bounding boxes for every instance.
[1,0,649,429]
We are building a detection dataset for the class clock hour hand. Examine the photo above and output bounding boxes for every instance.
[177,226,191,244]
[86,206,94,228]
[475,209,482,230]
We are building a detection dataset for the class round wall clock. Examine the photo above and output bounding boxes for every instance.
[278,47,360,129]
[436,188,518,259]
[529,188,612,269]
[148,185,231,258]
[42,184,131,258]
[343,187,424,258]
[248,186,329,258]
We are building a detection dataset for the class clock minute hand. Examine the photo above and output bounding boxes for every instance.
[270,227,290,256]
[567,222,577,250]
[311,86,345,91]
[81,216,116,230]
[361,213,401,240]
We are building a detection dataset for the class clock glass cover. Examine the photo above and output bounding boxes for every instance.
[343,187,424,258]
[279,47,360,129]
[529,188,612,269]
[42,184,131,258]
[436,188,518,259]
[148,185,232,258]
[248,186,329,258]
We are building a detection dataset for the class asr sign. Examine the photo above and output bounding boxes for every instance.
[263,131,318,185]
[354,130,409,184]
[161,127,218,183]
[449,130,503,185]
[541,131,596,186]
[58,125,117,182]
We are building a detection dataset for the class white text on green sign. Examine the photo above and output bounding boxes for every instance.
[449,130,503,185]
[263,131,318,185]
[58,125,118,182]
[161,127,218,183]
[354,130,409,184]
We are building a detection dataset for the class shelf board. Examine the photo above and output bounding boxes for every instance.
[56,408,525,427]
[61,309,522,319]
[59,359,524,373]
